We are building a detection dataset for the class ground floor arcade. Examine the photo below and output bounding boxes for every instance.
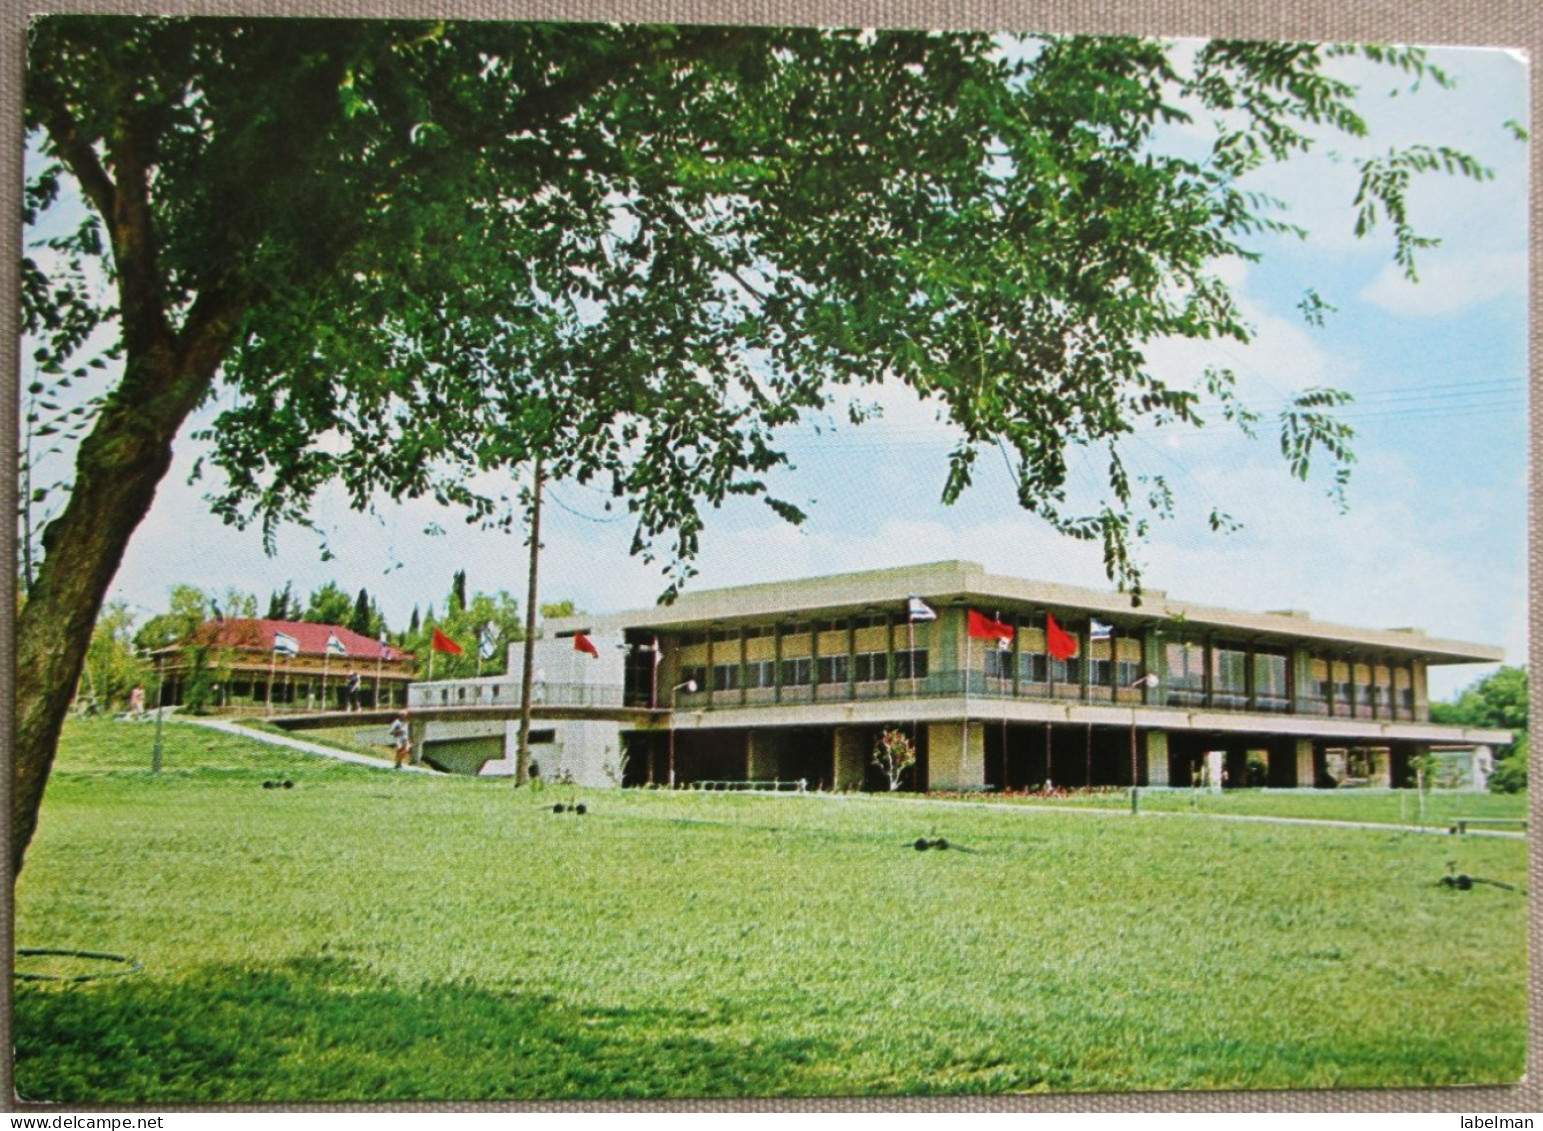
[618,720,1444,792]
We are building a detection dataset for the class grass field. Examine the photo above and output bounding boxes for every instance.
[13,718,1529,1101]
[938,785,1530,827]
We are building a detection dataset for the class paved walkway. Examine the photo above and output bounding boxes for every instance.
[813,790,1527,840]
[173,714,434,773]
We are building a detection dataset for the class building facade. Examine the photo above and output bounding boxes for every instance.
[158,618,415,713]
[408,561,1510,789]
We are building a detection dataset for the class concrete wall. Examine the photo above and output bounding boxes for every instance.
[1145,730,1169,786]
[834,726,867,790]
[748,730,783,779]
[505,629,627,695]
[927,721,985,789]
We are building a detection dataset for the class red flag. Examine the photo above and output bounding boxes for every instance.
[573,631,600,658]
[1045,612,1078,661]
[431,627,464,655]
[967,609,1013,644]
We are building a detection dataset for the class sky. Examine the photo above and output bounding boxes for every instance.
[26,37,1530,702]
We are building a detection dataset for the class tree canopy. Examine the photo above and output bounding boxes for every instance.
[16,17,1493,873]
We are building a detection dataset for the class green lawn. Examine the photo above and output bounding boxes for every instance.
[939,785,1530,828]
[13,718,1528,1101]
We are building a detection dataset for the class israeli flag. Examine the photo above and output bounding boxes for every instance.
[326,633,347,657]
[907,597,938,623]
[479,622,499,661]
[273,631,300,657]
[1091,619,1113,642]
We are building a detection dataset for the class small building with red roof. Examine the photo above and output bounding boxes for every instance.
[155,618,416,713]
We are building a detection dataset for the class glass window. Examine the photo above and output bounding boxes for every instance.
[781,657,812,686]
[817,655,849,685]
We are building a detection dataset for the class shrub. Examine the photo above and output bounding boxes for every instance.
[1488,755,1527,794]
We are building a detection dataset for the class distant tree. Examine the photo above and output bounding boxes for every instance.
[180,645,214,714]
[266,583,297,622]
[215,587,258,620]
[450,570,468,615]
[303,581,354,626]
[405,589,522,679]
[873,728,917,792]
[408,606,421,637]
[1431,665,1528,760]
[80,600,146,712]
[133,584,209,652]
[540,599,580,619]
[350,587,372,636]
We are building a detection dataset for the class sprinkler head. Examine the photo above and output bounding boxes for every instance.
[263,780,275,789]
[283,780,294,789]
[553,803,566,814]
[914,838,930,851]
[575,804,587,815]
[932,838,950,851]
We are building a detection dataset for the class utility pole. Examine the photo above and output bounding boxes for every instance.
[515,456,544,785]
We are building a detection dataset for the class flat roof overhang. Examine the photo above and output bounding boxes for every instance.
[550,561,1504,666]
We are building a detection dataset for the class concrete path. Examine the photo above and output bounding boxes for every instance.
[173,714,434,773]
[803,789,1528,840]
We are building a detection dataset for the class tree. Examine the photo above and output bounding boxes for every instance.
[265,583,297,622]
[540,600,580,619]
[80,600,146,712]
[873,728,917,792]
[349,587,373,636]
[449,571,468,616]
[1431,665,1529,767]
[303,581,355,627]
[132,583,210,652]
[16,18,1496,873]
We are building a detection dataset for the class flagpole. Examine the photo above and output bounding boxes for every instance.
[375,636,384,710]
[963,623,971,785]
[267,647,277,716]
[322,647,331,711]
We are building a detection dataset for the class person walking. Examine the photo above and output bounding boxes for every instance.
[346,670,362,712]
[128,683,146,721]
[389,711,411,769]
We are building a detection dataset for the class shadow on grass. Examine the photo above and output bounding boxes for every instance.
[15,955,833,1103]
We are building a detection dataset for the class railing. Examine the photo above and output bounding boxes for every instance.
[408,681,629,710]
[673,669,1426,722]
[408,673,1426,723]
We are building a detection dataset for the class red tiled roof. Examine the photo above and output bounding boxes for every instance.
[188,619,410,661]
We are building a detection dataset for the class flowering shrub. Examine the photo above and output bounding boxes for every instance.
[872,728,917,792]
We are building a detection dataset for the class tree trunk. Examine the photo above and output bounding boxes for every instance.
[12,342,227,876]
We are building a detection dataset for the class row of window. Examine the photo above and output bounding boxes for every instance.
[684,649,932,694]
[678,614,900,649]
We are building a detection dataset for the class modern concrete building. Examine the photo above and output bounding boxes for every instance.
[408,560,1510,790]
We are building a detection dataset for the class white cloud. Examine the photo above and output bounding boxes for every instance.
[1358,250,1528,318]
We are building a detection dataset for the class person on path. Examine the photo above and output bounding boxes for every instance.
[389,712,411,769]
[128,683,146,720]
[346,670,362,712]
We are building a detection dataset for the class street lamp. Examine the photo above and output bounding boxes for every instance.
[667,678,698,788]
[1127,673,1160,787]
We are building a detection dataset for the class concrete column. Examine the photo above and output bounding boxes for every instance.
[1295,738,1315,788]
[927,721,985,790]
[1368,747,1392,788]
[1145,730,1169,785]
[1470,745,1493,791]
[747,731,781,780]
[834,726,867,791]
[1205,749,1225,793]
